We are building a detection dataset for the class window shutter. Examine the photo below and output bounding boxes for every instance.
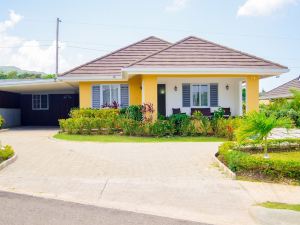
[182,83,191,107]
[210,83,218,107]
[92,85,101,108]
[120,84,129,108]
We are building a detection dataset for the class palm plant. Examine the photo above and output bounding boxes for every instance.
[236,112,292,159]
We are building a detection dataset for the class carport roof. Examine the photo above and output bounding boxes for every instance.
[0,79,77,94]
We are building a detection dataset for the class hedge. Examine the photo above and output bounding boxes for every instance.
[218,141,300,182]
[0,145,14,162]
[0,115,4,129]
[69,108,119,119]
[59,108,242,138]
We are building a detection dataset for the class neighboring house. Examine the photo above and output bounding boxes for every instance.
[0,36,288,126]
[260,76,300,104]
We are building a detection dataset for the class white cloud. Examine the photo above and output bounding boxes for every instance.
[0,10,23,33]
[165,0,189,12]
[0,11,82,74]
[237,0,298,17]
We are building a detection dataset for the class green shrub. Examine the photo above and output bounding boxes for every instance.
[260,89,300,127]
[149,120,175,137]
[0,145,14,161]
[169,114,190,134]
[119,118,143,136]
[218,141,300,181]
[178,119,196,136]
[212,107,224,119]
[0,115,4,129]
[124,105,143,121]
[70,108,119,120]
[211,117,241,140]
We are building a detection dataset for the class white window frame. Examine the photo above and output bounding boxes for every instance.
[32,94,49,110]
[190,83,210,108]
[92,84,121,108]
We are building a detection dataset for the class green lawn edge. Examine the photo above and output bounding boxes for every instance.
[258,202,300,212]
[53,133,226,143]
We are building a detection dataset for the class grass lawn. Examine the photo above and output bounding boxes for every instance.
[252,151,300,162]
[54,133,226,143]
[258,202,300,212]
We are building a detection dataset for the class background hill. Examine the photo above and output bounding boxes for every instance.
[0,66,54,79]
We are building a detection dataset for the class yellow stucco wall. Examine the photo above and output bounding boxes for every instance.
[79,82,91,108]
[246,75,259,112]
[142,75,158,119]
[128,76,142,105]
[79,81,127,108]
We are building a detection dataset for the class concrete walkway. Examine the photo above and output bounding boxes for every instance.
[270,128,300,139]
[0,128,299,225]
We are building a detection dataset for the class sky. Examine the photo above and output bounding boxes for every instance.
[0,0,299,91]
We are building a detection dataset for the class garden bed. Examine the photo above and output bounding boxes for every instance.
[217,141,300,185]
[58,108,241,140]
[0,145,15,168]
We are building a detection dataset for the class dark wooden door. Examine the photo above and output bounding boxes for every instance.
[157,84,166,117]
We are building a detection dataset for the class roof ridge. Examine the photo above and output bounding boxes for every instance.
[60,36,170,76]
[125,36,194,68]
[190,36,288,69]
[127,35,288,70]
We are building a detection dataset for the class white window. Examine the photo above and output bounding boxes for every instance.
[191,84,209,107]
[102,84,120,106]
[32,94,49,110]
[92,84,121,108]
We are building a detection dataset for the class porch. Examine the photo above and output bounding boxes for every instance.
[79,74,259,118]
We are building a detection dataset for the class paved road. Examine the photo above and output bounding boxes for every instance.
[0,191,209,225]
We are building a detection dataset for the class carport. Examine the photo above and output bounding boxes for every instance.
[0,79,79,127]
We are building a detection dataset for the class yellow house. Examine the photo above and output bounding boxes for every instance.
[60,36,288,119]
[0,36,288,127]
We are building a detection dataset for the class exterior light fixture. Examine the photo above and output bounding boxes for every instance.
[226,84,229,90]
[174,85,178,92]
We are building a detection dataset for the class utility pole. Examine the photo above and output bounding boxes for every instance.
[55,17,62,77]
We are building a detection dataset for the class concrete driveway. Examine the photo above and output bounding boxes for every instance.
[0,128,300,225]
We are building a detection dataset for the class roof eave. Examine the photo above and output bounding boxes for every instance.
[0,79,57,87]
[122,67,289,76]
[58,74,124,81]
[260,93,293,100]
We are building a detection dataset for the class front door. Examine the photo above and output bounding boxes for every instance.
[157,84,166,117]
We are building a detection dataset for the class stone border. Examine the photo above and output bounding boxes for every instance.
[212,154,236,179]
[0,128,9,133]
[0,154,17,171]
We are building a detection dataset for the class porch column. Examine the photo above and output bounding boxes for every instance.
[142,75,157,120]
[128,75,142,105]
[246,75,259,113]
[238,80,243,116]
[79,82,91,108]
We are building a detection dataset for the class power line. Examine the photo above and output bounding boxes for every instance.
[66,45,108,52]
[22,18,300,41]
[0,45,52,48]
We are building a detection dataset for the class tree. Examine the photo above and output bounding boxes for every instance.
[6,71,18,79]
[289,88,300,111]
[236,112,292,158]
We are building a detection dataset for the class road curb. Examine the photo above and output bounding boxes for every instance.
[0,128,9,133]
[212,154,236,179]
[249,206,300,225]
[0,153,17,171]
